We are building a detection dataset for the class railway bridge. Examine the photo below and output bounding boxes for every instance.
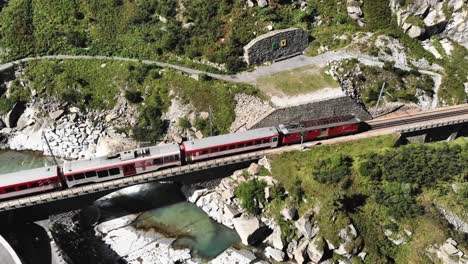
[0,104,467,224]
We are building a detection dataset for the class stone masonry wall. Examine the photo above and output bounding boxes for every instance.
[251,96,372,128]
[243,28,309,65]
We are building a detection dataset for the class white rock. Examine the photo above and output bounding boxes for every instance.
[358,251,367,260]
[210,247,256,264]
[295,212,314,239]
[258,156,271,172]
[307,236,325,263]
[442,241,459,256]
[266,225,284,250]
[232,214,261,245]
[49,110,64,120]
[188,188,208,203]
[281,206,297,221]
[199,111,209,120]
[265,246,285,262]
[223,204,240,219]
[247,163,261,175]
[257,0,267,7]
[293,239,309,264]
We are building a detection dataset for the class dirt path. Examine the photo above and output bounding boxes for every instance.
[0,51,442,107]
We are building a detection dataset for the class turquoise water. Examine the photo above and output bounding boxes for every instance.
[134,202,241,259]
[99,183,241,260]
[0,150,54,174]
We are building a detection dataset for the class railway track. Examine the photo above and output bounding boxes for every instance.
[368,106,468,130]
[0,104,467,212]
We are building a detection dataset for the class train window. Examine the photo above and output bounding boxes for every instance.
[5,187,15,193]
[211,148,218,153]
[18,185,28,191]
[154,158,163,165]
[66,175,74,181]
[246,142,253,147]
[262,139,269,144]
[228,145,236,150]
[74,174,85,180]
[202,150,209,155]
[174,155,180,161]
[273,138,278,142]
[97,170,109,178]
[43,181,50,186]
[220,146,227,151]
[255,140,261,145]
[30,182,39,188]
[109,168,120,176]
[238,143,244,148]
[85,171,97,178]
[164,156,174,163]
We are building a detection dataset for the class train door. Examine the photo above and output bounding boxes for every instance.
[123,164,137,176]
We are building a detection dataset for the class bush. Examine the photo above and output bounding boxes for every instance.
[289,177,305,204]
[312,154,352,184]
[178,117,191,130]
[236,179,267,215]
[125,89,143,104]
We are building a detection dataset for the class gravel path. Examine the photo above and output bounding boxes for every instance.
[0,51,442,107]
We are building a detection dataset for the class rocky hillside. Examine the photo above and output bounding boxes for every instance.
[184,135,468,263]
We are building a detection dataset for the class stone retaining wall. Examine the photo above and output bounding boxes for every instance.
[250,96,371,128]
[243,28,309,65]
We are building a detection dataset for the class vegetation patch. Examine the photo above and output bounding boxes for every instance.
[256,65,339,96]
[264,135,467,262]
[0,59,259,142]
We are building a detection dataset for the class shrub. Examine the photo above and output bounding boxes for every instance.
[125,89,143,104]
[178,117,191,130]
[289,177,305,204]
[236,179,267,215]
[312,154,352,184]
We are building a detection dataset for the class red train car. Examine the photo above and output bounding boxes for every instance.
[182,127,280,163]
[63,144,182,187]
[0,166,62,200]
[277,115,361,145]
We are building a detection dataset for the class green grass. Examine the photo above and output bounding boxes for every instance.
[256,65,340,96]
[263,135,467,261]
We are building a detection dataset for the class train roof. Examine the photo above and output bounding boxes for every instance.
[0,165,58,187]
[278,115,361,134]
[183,127,279,151]
[63,143,180,174]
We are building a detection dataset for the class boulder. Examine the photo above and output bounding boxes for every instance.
[232,215,261,245]
[266,225,284,250]
[307,237,325,263]
[293,239,309,264]
[286,239,298,259]
[0,119,4,130]
[257,0,267,7]
[358,252,367,260]
[69,106,80,113]
[49,110,65,120]
[210,247,256,264]
[223,204,241,219]
[441,240,459,256]
[188,188,208,203]
[407,25,425,39]
[265,246,285,262]
[221,188,235,201]
[295,212,315,239]
[247,163,260,175]
[3,102,26,128]
[281,206,297,221]
[195,131,204,139]
[199,111,209,120]
[258,156,271,172]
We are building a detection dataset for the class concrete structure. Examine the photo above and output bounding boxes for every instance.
[243,28,309,65]
[251,96,372,129]
[0,235,22,264]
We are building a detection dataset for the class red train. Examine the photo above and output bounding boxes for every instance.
[0,115,361,200]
